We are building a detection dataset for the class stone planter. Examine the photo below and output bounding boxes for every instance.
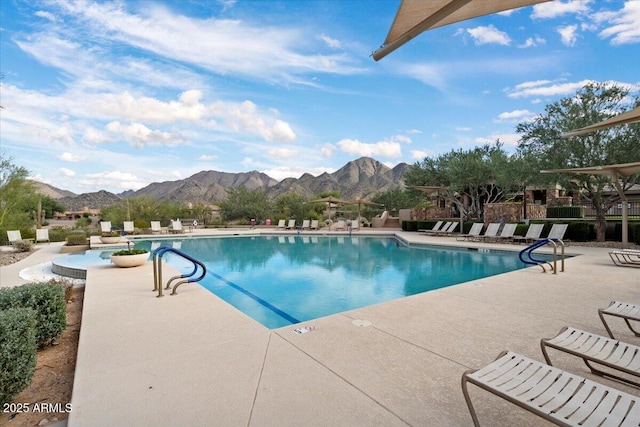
[100,236,122,244]
[109,252,149,268]
[60,244,90,254]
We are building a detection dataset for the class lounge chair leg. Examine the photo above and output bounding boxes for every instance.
[624,318,640,337]
[461,374,481,427]
[540,339,553,365]
[598,308,617,339]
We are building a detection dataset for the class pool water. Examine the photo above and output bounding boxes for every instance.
[131,236,550,329]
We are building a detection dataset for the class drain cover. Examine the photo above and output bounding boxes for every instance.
[352,319,372,327]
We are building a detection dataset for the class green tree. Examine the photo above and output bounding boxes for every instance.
[218,187,271,221]
[371,188,411,216]
[516,82,640,241]
[274,193,308,220]
[0,153,36,228]
[405,142,519,219]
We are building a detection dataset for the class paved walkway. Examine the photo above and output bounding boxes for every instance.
[1,230,639,426]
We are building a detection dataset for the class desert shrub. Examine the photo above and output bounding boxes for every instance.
[12,240,33,252]
[75,217,92,227]
[66,230,88,246]
[0,308,37,406]
[0,281,67,348]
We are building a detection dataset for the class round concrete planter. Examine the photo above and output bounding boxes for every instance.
[109,252,149,268]
[100,236,122,244]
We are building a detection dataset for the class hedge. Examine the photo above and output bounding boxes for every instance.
[0,281,67,348]
[0,308,37,406]
[546,206,584,218]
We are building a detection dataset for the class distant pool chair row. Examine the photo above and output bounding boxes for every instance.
[276,219,320,230]
[463,300,640,426]
[6,229,50,245]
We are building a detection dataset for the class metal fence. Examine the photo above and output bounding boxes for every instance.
[583,201,640,218]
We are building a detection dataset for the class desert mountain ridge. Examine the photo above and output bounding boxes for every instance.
[34,157,411,211]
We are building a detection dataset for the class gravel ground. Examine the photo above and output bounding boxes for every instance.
[0,249,35,266]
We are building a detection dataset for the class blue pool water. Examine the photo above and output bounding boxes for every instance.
[126,236,552,329]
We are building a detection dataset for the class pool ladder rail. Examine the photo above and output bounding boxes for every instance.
[152,246,207,297]
[519,238,565,274]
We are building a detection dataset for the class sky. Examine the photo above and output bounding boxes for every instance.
[1,0,639,195]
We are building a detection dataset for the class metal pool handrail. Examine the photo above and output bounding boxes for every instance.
[152,246,207,297]
[519,238,565,274]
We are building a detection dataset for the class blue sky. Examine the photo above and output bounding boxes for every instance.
[1,0,639,194]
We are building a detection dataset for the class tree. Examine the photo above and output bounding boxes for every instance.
[218,187,272,221]
[516,82,640,241]
[0,152,36,228]
[274,193,308,220]
[371,188,411,216]
[404,142,521,219]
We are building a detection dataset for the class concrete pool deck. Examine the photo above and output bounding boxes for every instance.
[2,229,639,426]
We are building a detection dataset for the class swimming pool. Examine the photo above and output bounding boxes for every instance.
[130,235,551,329]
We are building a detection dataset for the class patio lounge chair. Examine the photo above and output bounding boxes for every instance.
[7,230,33,246]
[599,301,640,339]
[422,221,452,236]
[541,326,640,387]
[350,220,359,232]
[492,223,517,242]
[123,221,135,234]
[150,221,163,234]
[456,223,483,241]
[419,221,443,235]
[537,223,568,243]
[462,350,640,427]
[36,228,50,244]
[333,220,346,231]
[286,219,296,229]
[432,221,458,236]
[100,221,112,234]
[276,219,286,229]
[476,223,500,242]
[300,219,310,230]
[609,249,640,267]
[512,223,544,244]
[169,220,183,234]
[310,220,319,230]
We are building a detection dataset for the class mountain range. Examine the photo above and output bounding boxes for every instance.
[36,157,411,211]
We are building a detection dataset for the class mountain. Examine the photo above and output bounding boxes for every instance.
[41,157,410,210]
[33,181,77,199]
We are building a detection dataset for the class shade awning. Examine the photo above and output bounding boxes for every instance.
[373,0,551,61]
[561,105,640,138]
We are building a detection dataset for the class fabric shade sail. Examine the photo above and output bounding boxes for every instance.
[561,105,640,137]
[373,0,551,61]
[541,162,640,247]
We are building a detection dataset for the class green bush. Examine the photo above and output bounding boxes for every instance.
[66,230,88,246]
[614,222,640,244]
[0,281,67,348]
[402,220,418,231]
[0,308,37,406]
[12,240,33,252]
[566,222,595,242]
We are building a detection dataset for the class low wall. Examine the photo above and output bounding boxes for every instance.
[484,203,546,224]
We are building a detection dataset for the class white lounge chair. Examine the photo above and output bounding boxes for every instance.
[333,220,346,231]
[512,223,544,244]
[350,220,359,232]
[286,219,296,229]
[419,221,443,234]
[310,220,319,230]
[100,221,112,234]
[36,228,50,244]
[609,249,640,267]
[537,223,568,242]
[276,219,286,229]
[150,221,163,234]
[477,223,500,242]
[301,219,310,230]
[433,221,458,236]
[169,220,183,234]
[541,326,640,387]
[462,351,640,427]
[456,223,483,241]
[423,221,452,236]
[7,230,22,244]
[123,221,135,234]
[493,223,517,242]
[599,301,640,339]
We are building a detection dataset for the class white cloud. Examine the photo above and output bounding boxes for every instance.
[596,1,640,45]
[81,170,147,191]
[531,1,592,19]
[466,25,511,46]
[59,152,81,162]
[475,133,520,148]
[495,109,536,123]
[58,167,76,177]
[83,128,112,144]
[106,121,187,148]
[218,100,296,142]
[265,147,298,159]
[198,154,219,161]
[558,25,579,46]
[506,79,595,98]
[518,36,546,48]
[35,10,57,22]
[410,150,432,160]
[337,138,402,158]
[319,143,335,157]
[319,34,341,49]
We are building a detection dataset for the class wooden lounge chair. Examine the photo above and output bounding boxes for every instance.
[512,223,544,244]
[419,221,443,235]
[599,301,640,339]
[541,326,640,387]
[609,249,640,267]
[35,228,50,244]
[456,223,483,241]
[462,350,640,427]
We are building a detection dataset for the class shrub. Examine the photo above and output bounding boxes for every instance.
[0,308,37,406]
[566,222,595,242]
[546,206,584,218]
[0,281,67,348]
[402,220,418,231]
[111,249,148,256]
[66,230,88,246]
[12,240,33,252]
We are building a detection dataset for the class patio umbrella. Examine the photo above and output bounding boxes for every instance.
[306,196,351,220]
[346,198,383,221]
